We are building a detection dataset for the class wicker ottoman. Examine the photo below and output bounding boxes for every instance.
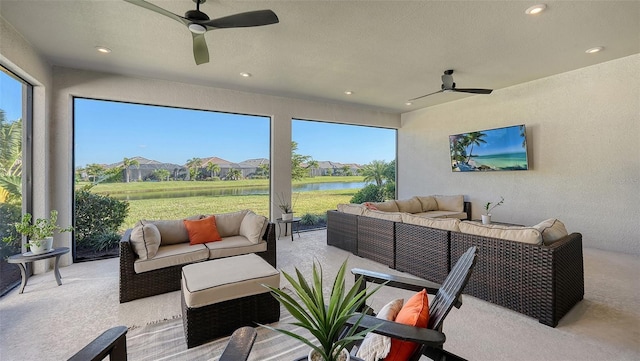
[181,253,280,348]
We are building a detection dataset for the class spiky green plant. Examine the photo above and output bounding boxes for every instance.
[263,259,384,361]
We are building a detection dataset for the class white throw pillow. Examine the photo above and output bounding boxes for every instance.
[370,200,400,212]
[395,197,423,214]
[239,210,268,244]
[416,196,438,212]
[532,218,569,245]
[356,298,404,361]
[337,203,365,216]
[129,221,161,260]
[138,215,203,245]
[212,210,249,237]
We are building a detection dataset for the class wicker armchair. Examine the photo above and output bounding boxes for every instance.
[119,223,276,303]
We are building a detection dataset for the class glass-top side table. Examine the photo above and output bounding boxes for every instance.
[7,247,70,294]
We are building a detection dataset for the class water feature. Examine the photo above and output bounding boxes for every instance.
[112,181,367,200]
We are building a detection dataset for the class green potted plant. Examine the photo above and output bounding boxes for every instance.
[263,259,384,361]
[3,210,73,254]
[275,192,298,220]
[483,196,504,224]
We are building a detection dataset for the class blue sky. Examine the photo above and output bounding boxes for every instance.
[0,70,23,122]
[75,99,396,167]
[1,72,396,167]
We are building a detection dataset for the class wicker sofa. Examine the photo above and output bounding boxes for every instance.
[326,206,584,327]
[119,210,276,303]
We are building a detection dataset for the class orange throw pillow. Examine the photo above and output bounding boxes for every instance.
[383,289,430,361]
[184,216,222,245]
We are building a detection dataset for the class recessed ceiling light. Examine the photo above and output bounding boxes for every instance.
[525,4,547,15]
[240,72,252,77]
[95,46,111,54]
[585,46,604,54]
[405,102,412,106]
[344,91,353,95]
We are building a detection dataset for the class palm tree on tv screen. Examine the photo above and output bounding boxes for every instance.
[463,131,487,163]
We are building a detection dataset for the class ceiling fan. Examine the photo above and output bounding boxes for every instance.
[409,70,493,101]
[124,0,279,65]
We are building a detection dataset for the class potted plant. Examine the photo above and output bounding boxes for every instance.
[263,259,384,361]
[483,196,504,224]
[3,210,73,254]
[275,192,298,220]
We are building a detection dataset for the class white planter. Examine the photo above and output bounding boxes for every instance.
[29,237,54,254]
[481,214,491,225]
[282,213,293,221]
[308,348,350,361]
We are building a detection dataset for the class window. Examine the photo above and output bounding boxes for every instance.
[290,119,396,225]
[73,98,270,261]
[0,66,33,295]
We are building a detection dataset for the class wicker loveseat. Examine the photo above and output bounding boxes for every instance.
[327,205,584,327]
[119,210,276,303]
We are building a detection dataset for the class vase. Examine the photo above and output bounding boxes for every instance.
[481,214,491,225]
[29,237,54,254]
[308,348,350,361]
[282,212,293,221]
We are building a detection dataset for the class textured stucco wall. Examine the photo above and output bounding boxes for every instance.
[399,54,640,255]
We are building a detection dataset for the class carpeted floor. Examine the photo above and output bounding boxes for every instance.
[0,229,639,361]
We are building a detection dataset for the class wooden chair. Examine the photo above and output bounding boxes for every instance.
[345,246,477,361]
[67,325,257,361]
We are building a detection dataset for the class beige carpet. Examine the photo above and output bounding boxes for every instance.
[0,229,639,361]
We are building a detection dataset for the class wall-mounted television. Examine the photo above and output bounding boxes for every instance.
[449,124,528,172]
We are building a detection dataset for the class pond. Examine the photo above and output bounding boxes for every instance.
[112,181,367,200]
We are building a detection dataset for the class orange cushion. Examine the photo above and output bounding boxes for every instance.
[184,216,222,245]
[383,289,430,361]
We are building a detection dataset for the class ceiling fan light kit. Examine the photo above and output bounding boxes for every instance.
[124,0,279,65]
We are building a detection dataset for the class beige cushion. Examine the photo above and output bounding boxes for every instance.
[413,210,468,219]
[239,211,268,244]
[395,197,423,214]
[459,221,542,245]
[181,253,280,308]
[129,221,161,260]
[363,209,403,222]
[532,218,569,245]
[416,196,438,212]
[137,215,203,245]
[205,235,267,259]
[370,201,399,212]
[434,195,464,212]
[212,210,249,237]
[402,213,461,232]
[356,298,404,361]
[133,242,209,274]
[336,203,365,216]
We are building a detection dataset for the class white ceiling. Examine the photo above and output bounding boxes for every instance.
[1,0,638,113]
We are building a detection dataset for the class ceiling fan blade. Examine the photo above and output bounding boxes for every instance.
[408,90,444,102]
[192,33,210,65]
[124,0,190,26]
[203,10,279,29]
[453,88,493,94]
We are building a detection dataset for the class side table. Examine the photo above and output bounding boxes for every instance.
[275,217,301,241]
[471,219,525,227]
[7,247,70,294]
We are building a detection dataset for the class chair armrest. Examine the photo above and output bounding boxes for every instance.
[346,314,445,346]
[68,326,128,361]
[352,268,462,309]
[219,327,257,361]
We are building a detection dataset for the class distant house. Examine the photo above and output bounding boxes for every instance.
[238,158,269,178]
[108,156,186,181]
[200,156,242,179]
[309,161,361,176]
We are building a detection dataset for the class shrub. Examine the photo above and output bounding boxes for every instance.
[0,203,21,258]
[350,184,385,204]
[300,213,320,225]
[80,231,121,252]
[75,186,129,248]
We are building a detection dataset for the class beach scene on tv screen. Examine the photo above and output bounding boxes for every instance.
[449,124,528,172]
